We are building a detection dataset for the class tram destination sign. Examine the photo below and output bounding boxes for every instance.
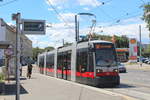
[22,19,46,35]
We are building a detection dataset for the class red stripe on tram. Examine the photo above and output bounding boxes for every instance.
[96,72,118,76]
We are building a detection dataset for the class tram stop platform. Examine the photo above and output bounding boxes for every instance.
[0,65,136,100]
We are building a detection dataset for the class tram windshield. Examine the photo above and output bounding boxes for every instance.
[95,43,117,67]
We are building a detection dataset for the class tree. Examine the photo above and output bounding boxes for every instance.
[32,47,44,61]
[64,42,72,46]
[32,46,54,61]
[87,33,129,48]
[143,2,150,32]
[44,46,54,51]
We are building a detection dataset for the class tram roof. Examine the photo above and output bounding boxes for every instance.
[38,40,113,56]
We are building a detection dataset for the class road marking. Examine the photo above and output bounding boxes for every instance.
[121,80,150,88]
[38,73,140,100]
[110,88,150,100]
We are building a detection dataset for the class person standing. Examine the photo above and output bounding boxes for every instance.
[27,63,33,79]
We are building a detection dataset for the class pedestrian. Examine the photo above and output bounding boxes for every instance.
[19,66,22,76]
[27,63,33,79]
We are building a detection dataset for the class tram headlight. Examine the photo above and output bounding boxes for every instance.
[113,69,118,72]
[96,69,103,73]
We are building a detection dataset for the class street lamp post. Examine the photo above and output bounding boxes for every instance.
[75,13,96,42]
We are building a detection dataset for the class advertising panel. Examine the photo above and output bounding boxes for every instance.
[129,38,137,62]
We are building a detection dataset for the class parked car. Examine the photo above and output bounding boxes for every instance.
[144,58,150,64]
[147,60,150,64]
[141,58,148,63]
[118,63,126,73]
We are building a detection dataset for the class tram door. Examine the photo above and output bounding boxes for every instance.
[77,49,88,84]
[62,51,71,80]
[61,52,68,80]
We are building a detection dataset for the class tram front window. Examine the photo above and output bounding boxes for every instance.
[95,44,117,67]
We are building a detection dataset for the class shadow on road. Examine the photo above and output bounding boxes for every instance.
[116,83,136,88]
[102,83,136,89]
[4,83,28,95]
[6,77,27,81]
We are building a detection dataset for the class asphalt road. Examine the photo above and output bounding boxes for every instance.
[1,64,150,100]
[105,65,150,100]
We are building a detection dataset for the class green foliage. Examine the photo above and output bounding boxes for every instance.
[64,42,72,46]
[0,73,4,82]
[142,44,150,57]
[143,2,150,31]
[32,46,54,61]
[115,35,129,48]
[44,46,54,51]
[87,33,129,48]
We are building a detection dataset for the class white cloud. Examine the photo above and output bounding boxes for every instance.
[58,13,75,23]
[83,7,90,11]
[26,16,150,48]
[94,23,149,43]
[46,0,67,6]
[48,8,54,11]
[26,22,75,48]
[7,22,15,26]
[57,6,63,10]
[78,0,102,7]
[120,16,143,24]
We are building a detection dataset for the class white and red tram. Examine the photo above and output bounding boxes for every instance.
[38,40,120,87]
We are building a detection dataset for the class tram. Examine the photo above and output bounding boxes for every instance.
[38,40,120,87]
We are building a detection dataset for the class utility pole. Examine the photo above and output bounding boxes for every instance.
[75,15,78,42]
[139,25,142,67]
[12,13,21,100]
[62,39,64,46]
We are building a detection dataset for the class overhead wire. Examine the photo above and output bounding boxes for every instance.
[46,0,75,43]
[93,0,144,28]
[46,0,74,30]
[0,0,18,7]
[139,0,145,4]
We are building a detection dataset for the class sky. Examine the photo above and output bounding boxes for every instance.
[0,0,150,48]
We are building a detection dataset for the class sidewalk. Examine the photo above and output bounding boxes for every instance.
[125,63,150,70]
[0,65,136,100]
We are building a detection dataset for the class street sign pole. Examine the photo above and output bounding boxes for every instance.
[12,13,21,100]
[139,25,142,67]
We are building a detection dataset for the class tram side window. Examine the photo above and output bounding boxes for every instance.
[57,53,63,70]
[39,56,44,68]
[46,54,54,68]
[67,52,71,70]
[51,54,54,68]
[64,51,71,70]
[89,52,94,72]
[77,49,88,72]
[39,57,42,68]
[46,54,50,68]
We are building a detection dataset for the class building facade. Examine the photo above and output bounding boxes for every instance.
[0,18,32,75]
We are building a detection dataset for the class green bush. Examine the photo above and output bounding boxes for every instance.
[0,73,5,82]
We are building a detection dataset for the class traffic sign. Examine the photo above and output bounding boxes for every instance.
[22,19,46,35]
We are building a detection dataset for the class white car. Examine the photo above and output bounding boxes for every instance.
[118,63,126,73]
